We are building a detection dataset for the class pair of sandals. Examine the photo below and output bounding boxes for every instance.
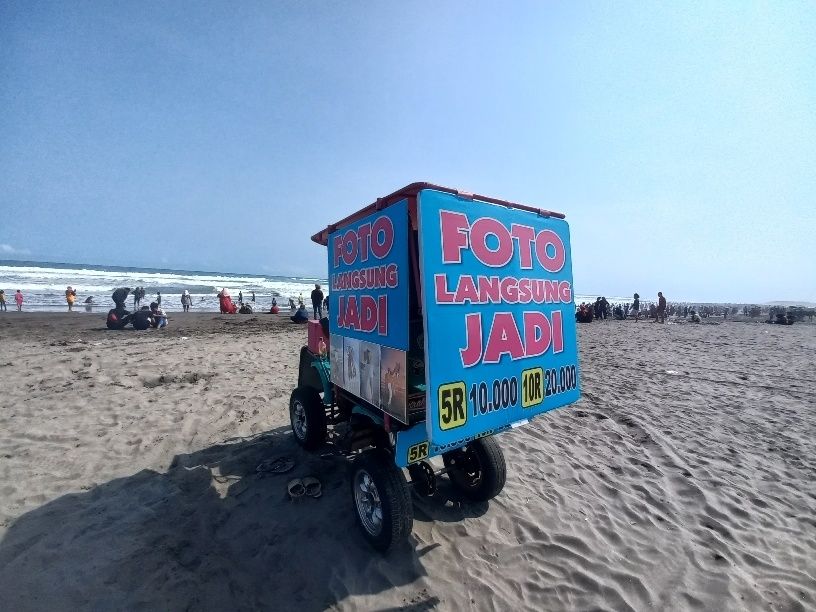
[288,476,322,499]
[254,456,322,499]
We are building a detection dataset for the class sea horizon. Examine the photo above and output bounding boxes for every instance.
[2,258,809,312]
[0,259,329,312]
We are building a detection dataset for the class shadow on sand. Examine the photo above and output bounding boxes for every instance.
[0,426,494,611]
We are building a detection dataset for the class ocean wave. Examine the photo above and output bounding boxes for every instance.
[0,261,327,312]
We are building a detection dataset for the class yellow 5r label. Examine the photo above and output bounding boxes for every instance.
[407,441,429,464]
[521,367,544,408]
[438,381,467,430]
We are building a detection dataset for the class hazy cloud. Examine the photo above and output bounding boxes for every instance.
[0,244,31,255]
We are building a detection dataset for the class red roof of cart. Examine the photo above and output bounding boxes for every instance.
[310,182,565,246]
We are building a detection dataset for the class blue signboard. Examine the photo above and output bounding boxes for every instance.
[328,198,409,351]
[418,189,581,448]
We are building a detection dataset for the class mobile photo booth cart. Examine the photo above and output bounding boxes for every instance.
[290,183,581,551]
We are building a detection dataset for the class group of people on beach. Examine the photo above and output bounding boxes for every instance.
[577,291,668,323]
[0,289,24,311]
[105,287,168,330]
[288,284,327,323]
[574,292,809,325]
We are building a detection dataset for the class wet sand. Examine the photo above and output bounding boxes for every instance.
[0,312,814,611]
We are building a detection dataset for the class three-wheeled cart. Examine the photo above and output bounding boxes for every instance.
[290,183,581,551]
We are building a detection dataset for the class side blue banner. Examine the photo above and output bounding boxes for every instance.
[418,189,581,448]
[328,198,409,351]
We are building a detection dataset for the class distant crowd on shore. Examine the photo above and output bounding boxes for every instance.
[4,283,811,326]
[0,284,287,313]
[214,283,328,324]
[576,292,815,324]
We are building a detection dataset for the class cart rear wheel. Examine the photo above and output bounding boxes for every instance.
[289,386,326,450]
[350,449,413,552]
[443,437,506,502]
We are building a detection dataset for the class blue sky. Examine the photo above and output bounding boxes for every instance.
[1,1,814,302]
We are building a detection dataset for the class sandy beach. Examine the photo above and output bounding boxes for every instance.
[0,312,813,611]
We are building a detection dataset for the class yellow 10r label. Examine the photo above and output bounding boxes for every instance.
[438,381,467,430]
[521,367,544,408]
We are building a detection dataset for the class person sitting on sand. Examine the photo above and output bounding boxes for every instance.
[576,303,594,323]
[149,302,167,328]
[131,306,152,330]
[290,302,309,323]
[106,287,134,329]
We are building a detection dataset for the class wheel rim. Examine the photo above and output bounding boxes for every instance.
[354,469,383,536]
[450,446,482,489]
[293,400,307,439]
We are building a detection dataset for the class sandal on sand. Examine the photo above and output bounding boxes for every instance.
[256,456,295,474]
[303,476,322,499]
[288,478,305,499]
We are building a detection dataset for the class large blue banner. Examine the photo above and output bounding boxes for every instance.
[328,198,409,351]
[418,189,581,448]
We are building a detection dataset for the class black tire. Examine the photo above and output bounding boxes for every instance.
[442,437,507,502]
[289,386,326,451]
[350,449,413,552]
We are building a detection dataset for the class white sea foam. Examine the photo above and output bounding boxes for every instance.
[0,262,326,312]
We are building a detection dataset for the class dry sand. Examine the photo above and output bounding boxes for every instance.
[0,312,814,611]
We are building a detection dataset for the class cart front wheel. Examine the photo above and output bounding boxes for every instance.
[443,437,507,502]
[350,449,413,552]
[289,386,326,450]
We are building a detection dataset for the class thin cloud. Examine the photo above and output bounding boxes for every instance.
[0,244,31,255]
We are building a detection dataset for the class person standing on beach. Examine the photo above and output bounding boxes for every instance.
[0,289,6,312]
[181,290,192,312]
[655,291,667,323]
[133,287,141,309]
[311,284,324,320]
[65,286,77,312]
[631,293,640,322]
[238,291,243,305]
[15,290,24,311]
[156,291,162,306]
[251,291,255,302]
